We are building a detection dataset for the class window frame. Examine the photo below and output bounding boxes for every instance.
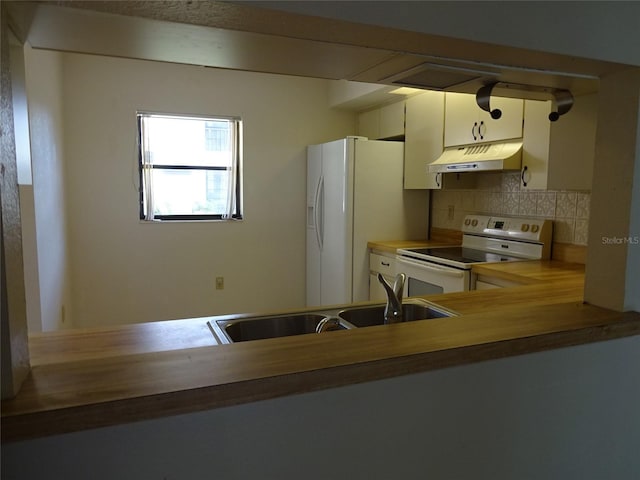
[137,111,243,222]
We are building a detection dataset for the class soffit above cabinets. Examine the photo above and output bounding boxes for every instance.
[12,4,397,81]
[7,1,607,100]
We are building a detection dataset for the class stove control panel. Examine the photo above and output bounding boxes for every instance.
[462,215,552,243]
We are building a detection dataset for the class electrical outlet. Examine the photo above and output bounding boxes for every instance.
[215,276,224,290]
[448,205,455,220]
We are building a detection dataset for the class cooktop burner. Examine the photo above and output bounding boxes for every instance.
[402,246,524,265]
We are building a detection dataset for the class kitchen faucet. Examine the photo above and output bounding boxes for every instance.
[378,273,406,324]
[315,316,342,333]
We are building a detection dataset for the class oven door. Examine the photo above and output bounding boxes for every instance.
[396,255,470,296]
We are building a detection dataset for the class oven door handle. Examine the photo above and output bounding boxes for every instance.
[396,256,466,278]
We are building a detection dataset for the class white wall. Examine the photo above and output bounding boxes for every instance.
[57,52,356,327]
[24,46,71,331]
[9,44,32,186]
[3,335,639,479]
[584,70,640,311]
[625,94,640,311]
[9,39,43,333]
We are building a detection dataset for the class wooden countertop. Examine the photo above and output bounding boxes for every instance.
[471,259,586,285]
[2,261,639,443]
[26,317,220,366]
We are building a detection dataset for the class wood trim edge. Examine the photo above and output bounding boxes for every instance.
[552,242,587,264]
[3,315,639,443]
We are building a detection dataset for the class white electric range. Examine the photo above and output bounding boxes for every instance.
[396,215,553,295]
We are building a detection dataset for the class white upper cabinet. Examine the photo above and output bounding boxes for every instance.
[402,90,476,190]
[521,93,598,191]
[444,92,524,147]
[358,99,405,140]
[379,100,406,139]
[358,109,380,139]
[359,89,596,192]
[404,91,444,189]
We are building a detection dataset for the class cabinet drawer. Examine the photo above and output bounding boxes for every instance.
[370,253,396,276]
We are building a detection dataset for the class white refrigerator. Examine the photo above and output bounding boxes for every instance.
[306,136,428,307]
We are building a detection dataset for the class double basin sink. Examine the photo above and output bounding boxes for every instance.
[208,298,457,344]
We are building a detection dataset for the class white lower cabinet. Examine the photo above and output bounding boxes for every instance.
[369,251,396,301]
[521,93,598,190]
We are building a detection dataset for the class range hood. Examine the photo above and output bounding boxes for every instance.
[428,140,522,173]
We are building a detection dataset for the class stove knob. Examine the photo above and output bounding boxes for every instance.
[531,224,540,233]
[471,219,478,227]
[464,218,471,226]
[521,224,530,232]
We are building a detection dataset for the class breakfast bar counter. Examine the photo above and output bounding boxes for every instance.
[2,261,639,443]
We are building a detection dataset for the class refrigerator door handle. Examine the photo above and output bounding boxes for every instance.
[314,175,324,250]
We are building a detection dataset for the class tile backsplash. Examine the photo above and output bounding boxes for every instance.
[431,172,590,245]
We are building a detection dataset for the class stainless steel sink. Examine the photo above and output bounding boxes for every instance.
[208,299,457,344]
[209,313,350,344]
[338,301,455,328]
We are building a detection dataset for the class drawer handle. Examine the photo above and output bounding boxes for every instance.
[381,261,390,267]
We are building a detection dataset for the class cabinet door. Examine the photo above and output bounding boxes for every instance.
[521,99,551,190]
[521,94,597,191]
[444,92,479,147]
[379,100,405,139]
[546,93,597,190]
[358,109,380,139]
[404,91,444,189]
[479,96,524,143]
[444,92,523,147]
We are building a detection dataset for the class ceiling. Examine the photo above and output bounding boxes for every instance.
[6,1,631,108]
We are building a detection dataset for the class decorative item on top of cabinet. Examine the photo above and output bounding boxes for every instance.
[369,251,397,302]
[444,92,524,147]
[521,93,597,191]
[358,99,405,140]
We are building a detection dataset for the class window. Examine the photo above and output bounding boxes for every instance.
[137,112,243,221]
